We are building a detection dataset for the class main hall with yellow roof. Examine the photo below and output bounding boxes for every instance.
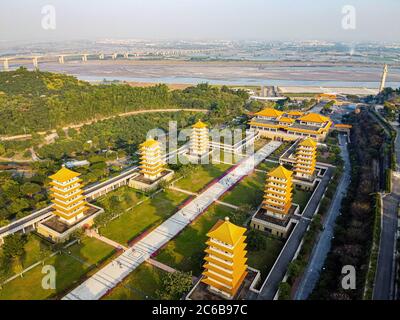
[249,108,332,141]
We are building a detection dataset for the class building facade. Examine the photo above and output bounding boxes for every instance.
[294,138,317,181]
[263,165,294,220]
[249,108,332,141]
[191,120,209,156]
[49,166,87,224]
[202,217,248,299]
[140,138,164,181]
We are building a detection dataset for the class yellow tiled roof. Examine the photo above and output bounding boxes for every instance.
[268,165,293,180]
[299,113,330,123]
[192,120,207,129]
[207,218,246,246]
[299,138,317,148]
[278,117,295,123]
[287,111,304,116]
[49,167,80,183]
[255,108,283,118]
[140,138,159,148]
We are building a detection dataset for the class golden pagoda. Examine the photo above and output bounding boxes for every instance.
[140,138,164,181]
[202,217,248,299]
[49,166,87,224]
[263,165,293,219]
[191,120,209,156]
[294,138,317,180]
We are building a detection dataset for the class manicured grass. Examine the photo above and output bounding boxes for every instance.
[220,170,265,208]
[154,204,236,276]
[99,189,188,245]
[257,160,278,171]
[103,263,166,300]
[0,236,115,300]
[174,163,231,193]
[68,236,115,266]
[247,232,284,280]
[0,253,87,300]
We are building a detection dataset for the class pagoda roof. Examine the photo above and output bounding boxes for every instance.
[255,108,283,118]
[299,138,317,148]
[268,165,293,180]
[192,120,207,129]
[207,218,246,246]
[49,167,80,183]
[140,138,159,148]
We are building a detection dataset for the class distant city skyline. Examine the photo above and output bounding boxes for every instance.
[0,0,399,43]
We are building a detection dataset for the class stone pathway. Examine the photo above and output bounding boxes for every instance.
[63,141,282,300]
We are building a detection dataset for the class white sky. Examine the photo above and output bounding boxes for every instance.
[0,0,399,42]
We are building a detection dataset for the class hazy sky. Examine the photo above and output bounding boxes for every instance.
[1,0,399,42]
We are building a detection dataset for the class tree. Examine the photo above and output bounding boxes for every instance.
[2,233,27,260]
[157,271,193,300]
[278,282,291,300]
[0,143,5,156]
[246,230,267,251]
[20,182,41,198]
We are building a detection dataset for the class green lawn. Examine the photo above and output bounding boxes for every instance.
[221,170,265,208]
[174,163,231,193]
[247,232,284,281]
[257,160,278,171]
[68,236,115,266]
[154,204,237,276]
[99,189,188,245]
[0,236,115,300]
[103,263,166,300]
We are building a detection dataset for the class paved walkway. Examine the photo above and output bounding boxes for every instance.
[63,141,282,300]
[170,186,239,209]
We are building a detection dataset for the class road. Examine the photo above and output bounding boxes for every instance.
[247,165,334,300]
[373,120,400,300]
[294,133,351,300]
[63,141,282,300]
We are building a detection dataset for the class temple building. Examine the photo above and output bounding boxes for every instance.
[294,138,317,181]
[263,165,293,220]
[191,120,209,156]
[49,166,87,224]
[129,138,174,192]
[249,108,332,141]
[251,165,299,238]
[201,217,248,299]
[37,166,103,243]
[140,138,164,181]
